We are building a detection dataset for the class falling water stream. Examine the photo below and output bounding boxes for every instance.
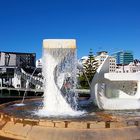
[13,68,37,107]
[37,48,84,116]
[21,68,37,104]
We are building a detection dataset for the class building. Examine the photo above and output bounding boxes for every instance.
[0,51,42,89]
[108,57,116,73]
[36,58,42,68]
[95,51,108,65]
[79,56,88,64]
[112,51,134,65]
[95,51,116,73]
[0,52,36,68]
[115,62,140,73]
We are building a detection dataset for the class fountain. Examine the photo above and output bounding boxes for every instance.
[14,67,38,107]
[38,39,83,116]
[0,39,140,140]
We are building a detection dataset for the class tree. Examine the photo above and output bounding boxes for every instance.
[78,49,98,89]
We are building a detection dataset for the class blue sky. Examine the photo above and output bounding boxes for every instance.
[0,0,140,59]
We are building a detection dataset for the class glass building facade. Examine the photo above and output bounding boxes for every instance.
[112,51,134,65]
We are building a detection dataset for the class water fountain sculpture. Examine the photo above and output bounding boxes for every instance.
[39,39,82,116]
[0,40,140,140]
[90,56,140,110]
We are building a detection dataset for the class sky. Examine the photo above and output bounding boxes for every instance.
[0,0,140,59]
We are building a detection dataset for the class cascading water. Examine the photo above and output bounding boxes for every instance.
[38,39,84,116]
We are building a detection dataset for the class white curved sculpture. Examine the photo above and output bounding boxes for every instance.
[90,56,140,110]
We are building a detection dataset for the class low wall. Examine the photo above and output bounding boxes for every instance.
[0,113,140,140]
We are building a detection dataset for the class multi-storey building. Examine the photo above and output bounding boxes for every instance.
[0,52,42,89]
[112,50,134,65]
[95,51,116,73]
[95,51,108,65]
[0,52,36,68]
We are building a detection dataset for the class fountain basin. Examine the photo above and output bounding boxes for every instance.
[0,99,140,140]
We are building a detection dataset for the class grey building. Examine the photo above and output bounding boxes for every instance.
[0,52,42,89]
[0,52,36,68]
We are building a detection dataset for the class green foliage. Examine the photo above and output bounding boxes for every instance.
[78,75,89,89]
[78,49,98,89]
